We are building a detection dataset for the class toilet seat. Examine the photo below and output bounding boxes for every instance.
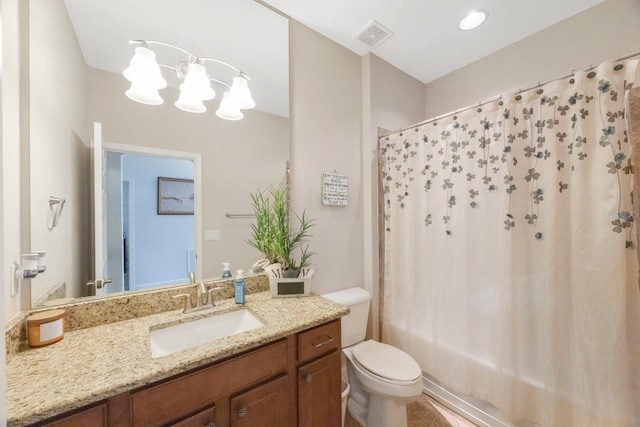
[352,340,422,382]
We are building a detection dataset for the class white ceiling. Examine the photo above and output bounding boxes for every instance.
[63,0,290,118]
[262,0,605,84]
[63,0,605,119]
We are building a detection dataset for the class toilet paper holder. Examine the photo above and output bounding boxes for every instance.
[10,251,47,297]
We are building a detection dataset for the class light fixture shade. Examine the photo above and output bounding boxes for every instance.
[181,63,216,101]
[175,90,207,113]
[216,91,244,120]
[228,76,255,109]
[123,46,167,89]
[125,80,163,105]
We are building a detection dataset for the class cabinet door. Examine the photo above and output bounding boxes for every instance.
[42,403,107,427]
[298,351,341,427]
[230,375,291,427]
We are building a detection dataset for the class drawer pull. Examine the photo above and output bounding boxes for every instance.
[236,407,248,419]
[205,423,216,427]
[312,335,334,348]
[305,374,313,383]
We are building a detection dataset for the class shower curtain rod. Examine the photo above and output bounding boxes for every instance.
[383,48,640,138]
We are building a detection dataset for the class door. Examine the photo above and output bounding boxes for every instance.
[230,375,291,427]
[298,351,342,427]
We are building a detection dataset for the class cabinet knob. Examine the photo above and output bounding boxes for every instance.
[205,423,215,427]
[236,407,248,419]
[305,374,313,383]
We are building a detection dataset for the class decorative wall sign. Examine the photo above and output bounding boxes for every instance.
[157,177,195,215]
[322,172,349,206]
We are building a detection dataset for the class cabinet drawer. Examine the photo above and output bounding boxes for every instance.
[131,340,288,427]
[297,320,341,363]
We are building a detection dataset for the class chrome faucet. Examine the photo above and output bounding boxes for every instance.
[173,282,223,314]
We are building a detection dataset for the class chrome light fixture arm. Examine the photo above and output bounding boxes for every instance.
[129,40,251,81]
[129,39,195,59]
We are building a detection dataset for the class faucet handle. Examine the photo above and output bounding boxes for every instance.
[207,289,217,307]
[172,293,193,313]
[206,286,227,307]
[197,282,207,293]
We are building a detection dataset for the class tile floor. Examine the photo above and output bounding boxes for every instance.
[425,394,480,427]
[344,392,479,427]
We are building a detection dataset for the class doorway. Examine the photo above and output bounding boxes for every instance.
[103,146,198,293]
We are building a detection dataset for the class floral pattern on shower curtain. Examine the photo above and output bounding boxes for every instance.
[381,60,640,426]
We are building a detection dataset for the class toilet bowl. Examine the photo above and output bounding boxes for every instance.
[322,287,423,427]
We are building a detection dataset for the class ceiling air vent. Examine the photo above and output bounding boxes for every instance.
[355,20,394,47]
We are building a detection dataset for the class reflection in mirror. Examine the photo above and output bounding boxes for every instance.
[103,146,197,295]
[28,0,289,308]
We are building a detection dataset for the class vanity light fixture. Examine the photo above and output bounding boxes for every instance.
[459,10,488,30]
[123,40,255,120]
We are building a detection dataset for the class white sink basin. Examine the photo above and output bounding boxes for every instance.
[150,309,264,358]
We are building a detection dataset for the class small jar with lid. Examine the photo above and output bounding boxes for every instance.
[26,309,65,348]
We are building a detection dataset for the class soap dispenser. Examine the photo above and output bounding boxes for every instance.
[222,262,232,278]
[234,269,246,305]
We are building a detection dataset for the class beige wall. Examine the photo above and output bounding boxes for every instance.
[424,0,640,118]
[29,0,90,302]
[87,68,290,280]
[289,21,364,295]
[369,54,426,132]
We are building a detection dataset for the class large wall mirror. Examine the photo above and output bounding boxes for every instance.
[28,0,289,308]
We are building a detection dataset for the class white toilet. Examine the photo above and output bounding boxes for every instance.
[322,287,423,427]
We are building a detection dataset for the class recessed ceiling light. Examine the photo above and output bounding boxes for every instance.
[459,10,488,30]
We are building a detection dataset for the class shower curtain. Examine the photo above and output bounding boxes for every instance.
[381,60,640,426]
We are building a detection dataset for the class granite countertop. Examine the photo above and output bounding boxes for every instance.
[6,291,348,426]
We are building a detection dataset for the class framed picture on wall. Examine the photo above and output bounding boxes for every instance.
[157,177,195,215]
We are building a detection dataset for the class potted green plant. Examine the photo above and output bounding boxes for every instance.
[247,185,315,278]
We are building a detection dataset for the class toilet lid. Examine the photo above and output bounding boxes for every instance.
[352,340,422,382]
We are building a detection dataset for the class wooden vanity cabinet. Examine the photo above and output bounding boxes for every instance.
[169,405,219,427]
[130,339,289,426]
[37,319,342,427]
[42,403,107,427]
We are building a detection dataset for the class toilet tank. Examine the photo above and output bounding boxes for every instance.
[321,287,371,348]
